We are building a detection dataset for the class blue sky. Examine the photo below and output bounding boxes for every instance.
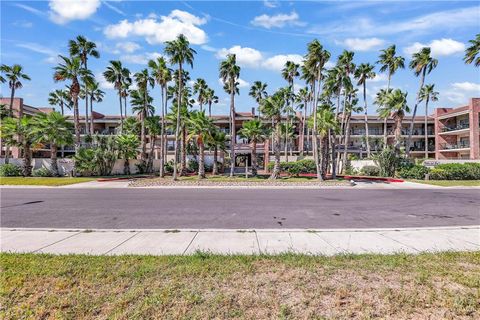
[1,0,479,116]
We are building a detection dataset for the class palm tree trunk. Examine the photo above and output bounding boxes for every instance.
[318,135,325,182]
[124,95,128,118]
[284,123,289,163]
[251,140,258,177]
[383,76,391,148]
[9,87,15,116]
[208,102,212,117]
[90,96,94,135]
[198,140,205,179]
[73,98,80,153]
[424,97,430,159]
[141,111,146,165]
[84,93,89,135]
[212,146,218,175]
[118,90,124,133]
[229,80,236,178]
[124,158,130,175]
[173,65,182,181]
[60,101,64,116]
[363,81,371,157]
[394,115,402,156]
[180,124,187,176]
[159,85,166,177]
[341,114,352,174]
[147,134,155,173]
[407,68,426,157]
[51,144,59,176]
[330,132,337,179]
[270,117,281,179]
[22,143,32,177]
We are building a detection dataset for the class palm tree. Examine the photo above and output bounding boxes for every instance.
[377,45,405,147]
[295,87,312,155]
[419,84,439,158]
[0,117,35,176]
[206,129,226,175]
[116,134,139,175]
[193,78,208,112]
[149,56,172,177]
[304,40,331,179]
[69,35,99,138]
[377,89,410,155]
[32,111,73,176]
[219,53,241,177]
[239,119,268,176]
[145,116,161,173]
[130,88,154,167]
[354,63,376,157]
[0,64,31,117]
[121,69,132,118]
[281,61,300,162]
[406,47,438,156]
[249,81,268,117]
[308,103,339,180]
[187,111,213,179]
[164,34,196,180]
[48,89,70,115]
[54,55,89,153]
[104,60,130,132]
[204,88,219,117]
[464,34,480,67]
[87,81,105,135]
[260,88,288,179]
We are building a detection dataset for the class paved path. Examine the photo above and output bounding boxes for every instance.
[1,188,479,229]
[1,226,478,255]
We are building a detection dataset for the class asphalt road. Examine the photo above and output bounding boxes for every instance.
[1,188,479,229]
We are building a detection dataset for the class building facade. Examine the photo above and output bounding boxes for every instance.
[1,97,479,163]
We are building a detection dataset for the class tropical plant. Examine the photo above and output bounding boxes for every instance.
[0,64,31,116]
[0,117,35,176]
[187,111,213,178]
[130,87,154,167]
[377,45,405,147]
[48,89,70,115]
[206,129,226,176]
[87,81,105,135]
[192,78,208,112]
[53,55,90,153]
[249,81,268,117]
[406,47,438,156]
[204,88,218,117]
[116,134,139,175]
[419,84,439,158]
[295,86,312,154]
[145,116,161,173]
[239,119,268,176]
[464,33,480,67]
[219,53,241,177]
[149,56,172,177]
[104,60,131,132]
[377,89,410,155]
[31,111,73,176]
[164,34,196,180]
[354,63,376,157]
[123,117,140,135]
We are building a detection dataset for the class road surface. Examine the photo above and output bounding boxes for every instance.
[1,188,479,229]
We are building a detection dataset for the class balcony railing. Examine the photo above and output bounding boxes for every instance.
[350,129,383,135]
[440,142,470,150]
[442,123,469,132]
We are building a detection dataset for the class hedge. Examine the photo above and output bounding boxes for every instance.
[429,163,480,180]
[397,164,430,180]
[0,163,22,177]
[267,159,316,176]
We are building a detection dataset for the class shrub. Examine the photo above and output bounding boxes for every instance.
[397,164,430,180]
[373,148,400,177]
[32,167,53,177]
[360,165,380,177]
[429,163,480,180]
[187,159,199,173]
[267,159,316,175]
[0,163,22,177]
[164,160,174,174]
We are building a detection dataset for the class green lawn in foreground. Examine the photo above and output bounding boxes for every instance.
[1,252,478,319]
[409,179,480,187]
[0,177,96,186]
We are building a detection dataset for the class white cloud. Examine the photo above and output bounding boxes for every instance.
[309,6,479,37]
[16,42,59,64]
[104,9,208,45]
[404,38,465,57]
[263,0,279,8]
[116,41,141,53]
[218,78,250,88]
[120,52,162,65]
[444,82,480,104]
[216,46,263,68]
[262,54,303,71]
[49,0,101,24]
[338,37,385,51]
[251,11,303,29]
[370,73,387,83]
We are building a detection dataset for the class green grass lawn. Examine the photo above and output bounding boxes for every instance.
[1,252,478,319]
[409,179,480,187]
[0,177,96,186]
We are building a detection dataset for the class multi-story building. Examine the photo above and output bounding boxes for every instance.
[1,97,479,164]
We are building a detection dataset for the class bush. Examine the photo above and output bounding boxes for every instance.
[164,160,174,174]
[373,148,400,177]
[360,165,380,177]
[187,159,199,173]
[0,163,22,177]
[267,159,316,175]
[397,164,430,180]
[32,167,53,177]
[429,163,480,180]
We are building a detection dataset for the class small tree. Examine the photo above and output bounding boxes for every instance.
[187,111,213,179]
[0,117,35,176]
[116,134,139,175]
[239,119,269,176]
[373,147,399,177]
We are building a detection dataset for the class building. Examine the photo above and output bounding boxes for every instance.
[1,97,479,163]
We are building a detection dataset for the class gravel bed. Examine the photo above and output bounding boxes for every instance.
[129,177,352,187]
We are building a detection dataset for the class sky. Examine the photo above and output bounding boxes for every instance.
[1,0,479,116]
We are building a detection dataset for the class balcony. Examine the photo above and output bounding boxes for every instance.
[439,141,470,151]
[350,129,383,136]
[440,123,469,134]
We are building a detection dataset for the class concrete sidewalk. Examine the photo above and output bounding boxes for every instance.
[1,226,478,255]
